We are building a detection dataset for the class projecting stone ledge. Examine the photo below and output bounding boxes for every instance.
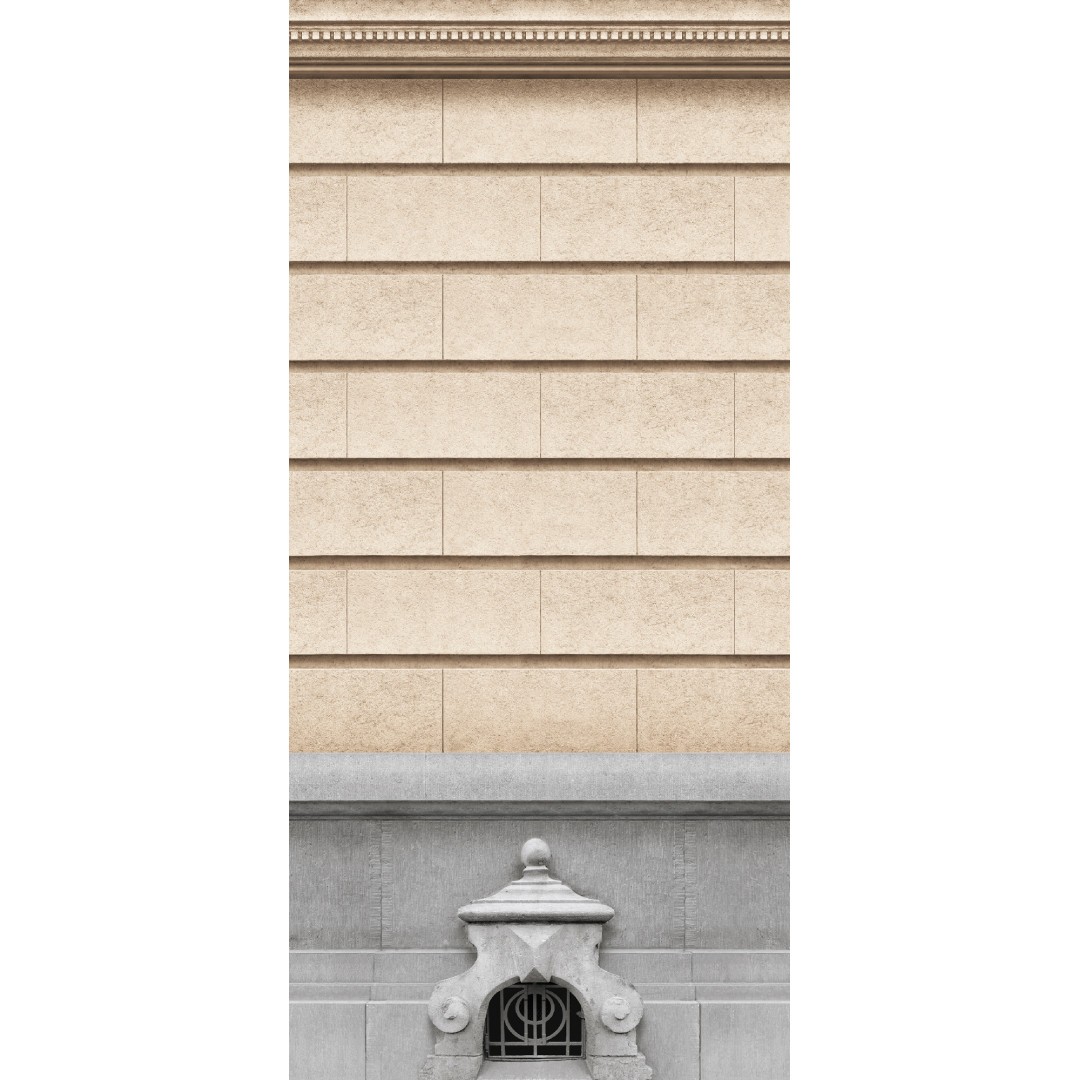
[289,752,789,818]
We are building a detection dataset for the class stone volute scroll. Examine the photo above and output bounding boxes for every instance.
[420,839,653,1080]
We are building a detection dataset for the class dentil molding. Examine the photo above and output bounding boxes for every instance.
[290,19,791,78]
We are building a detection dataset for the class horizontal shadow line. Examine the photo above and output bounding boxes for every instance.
[290,359,791,371]
[290,654,790,669]
[290,458,789,471]
[290,555,788,568]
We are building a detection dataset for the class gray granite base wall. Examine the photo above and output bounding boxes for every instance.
[292,816,789,952]
[290,997,789,1080]
[290,754,789,1080]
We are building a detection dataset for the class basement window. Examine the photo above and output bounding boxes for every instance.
[484,983,585,1059]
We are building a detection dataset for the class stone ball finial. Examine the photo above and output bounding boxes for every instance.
[521,837,551,868]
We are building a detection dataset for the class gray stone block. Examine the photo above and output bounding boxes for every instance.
[292,984,374,1002]
[290,753,789,810]
[636,983,697,1001]
[372,951,473,984]
[690,952,789,984]
[291,1003,366,1080]
[366,1002,434,1080]
[636,1001,701,1080]
[600,950,693,984]
[695,985,789,1002]
[370,983,433,1001]
[292,952,377,983]
[694,821,789,949]
[291,820,381,949]
[700,1003,789,1080]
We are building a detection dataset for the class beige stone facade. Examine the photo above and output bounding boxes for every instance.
[289,6,789,756]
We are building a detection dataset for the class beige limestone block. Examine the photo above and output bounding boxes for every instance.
[540,176,735,262]
[637,471,789,556]
[289,668,442,752]
[443,669,637,752]
[735,174,789,261]
[541,570,734,654]
[290,373,347,458]
[347,569,539,653]
[290,174,347,262]
[735,371,789,458]
[290,570,347,654]
[443,80,636,163]
[638,274,789,360]
[347,372,539,458]
[541,372,733,458]
[443,471,636,556]
[347,176,540,262]
[638,80,790,164]
[290,274,441,360]
[289,79,441,163]
[637,669,789,752]
[443,275,636,361]
[290,472,442,556]
[735,569,789,654]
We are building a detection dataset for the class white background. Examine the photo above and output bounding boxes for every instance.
[3,2,1077,1076]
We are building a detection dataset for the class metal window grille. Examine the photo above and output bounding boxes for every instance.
[484,982,585,1059]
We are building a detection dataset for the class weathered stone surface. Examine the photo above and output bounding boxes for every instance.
[637,80,790,164]
[289,752,791,805]
[637,274,789,361]
[289,669,443,753]
[541,570,734,654]
[290,819,380,949]
[290,274,442,361]
[290,1003,366,1080]
[290,174,347,261]
[346,569,539,654]
[637,670,789,753]
[443,79,637,164]
[735,569,790,654]
[347,371,539,458]
[699,1003,790,1080]
[540,176,734,262]
[365,1002,434,1080]
[442,669,637,753]
[636,471,789,556]
[290,471,442,555]
[348,175,540,262]
[443,275,636,361]
[735,370,789,458]
[443,471,636,556]
[635,1001,701,1080]
[540,371,734,459]
[290,570,346,654]
[695,820,790,949]
[290,79,442,163]
[290,372,347,458]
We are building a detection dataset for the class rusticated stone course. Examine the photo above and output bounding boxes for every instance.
[288,12,790,757]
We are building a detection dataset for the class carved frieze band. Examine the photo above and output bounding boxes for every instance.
[291,27,789,43]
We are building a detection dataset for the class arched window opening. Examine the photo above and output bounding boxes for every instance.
[484,982,585,1060]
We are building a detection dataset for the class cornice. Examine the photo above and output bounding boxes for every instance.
[289,20,791,78]
[289,752,790,818]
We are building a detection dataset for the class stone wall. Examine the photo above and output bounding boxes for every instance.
[290,4,789,1077]
[289,70,790,755]
[291,755,789,1080]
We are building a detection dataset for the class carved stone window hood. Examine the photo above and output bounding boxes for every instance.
[422,838,653,1080]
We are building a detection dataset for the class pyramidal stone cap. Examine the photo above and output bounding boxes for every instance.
[457,838,615,924]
